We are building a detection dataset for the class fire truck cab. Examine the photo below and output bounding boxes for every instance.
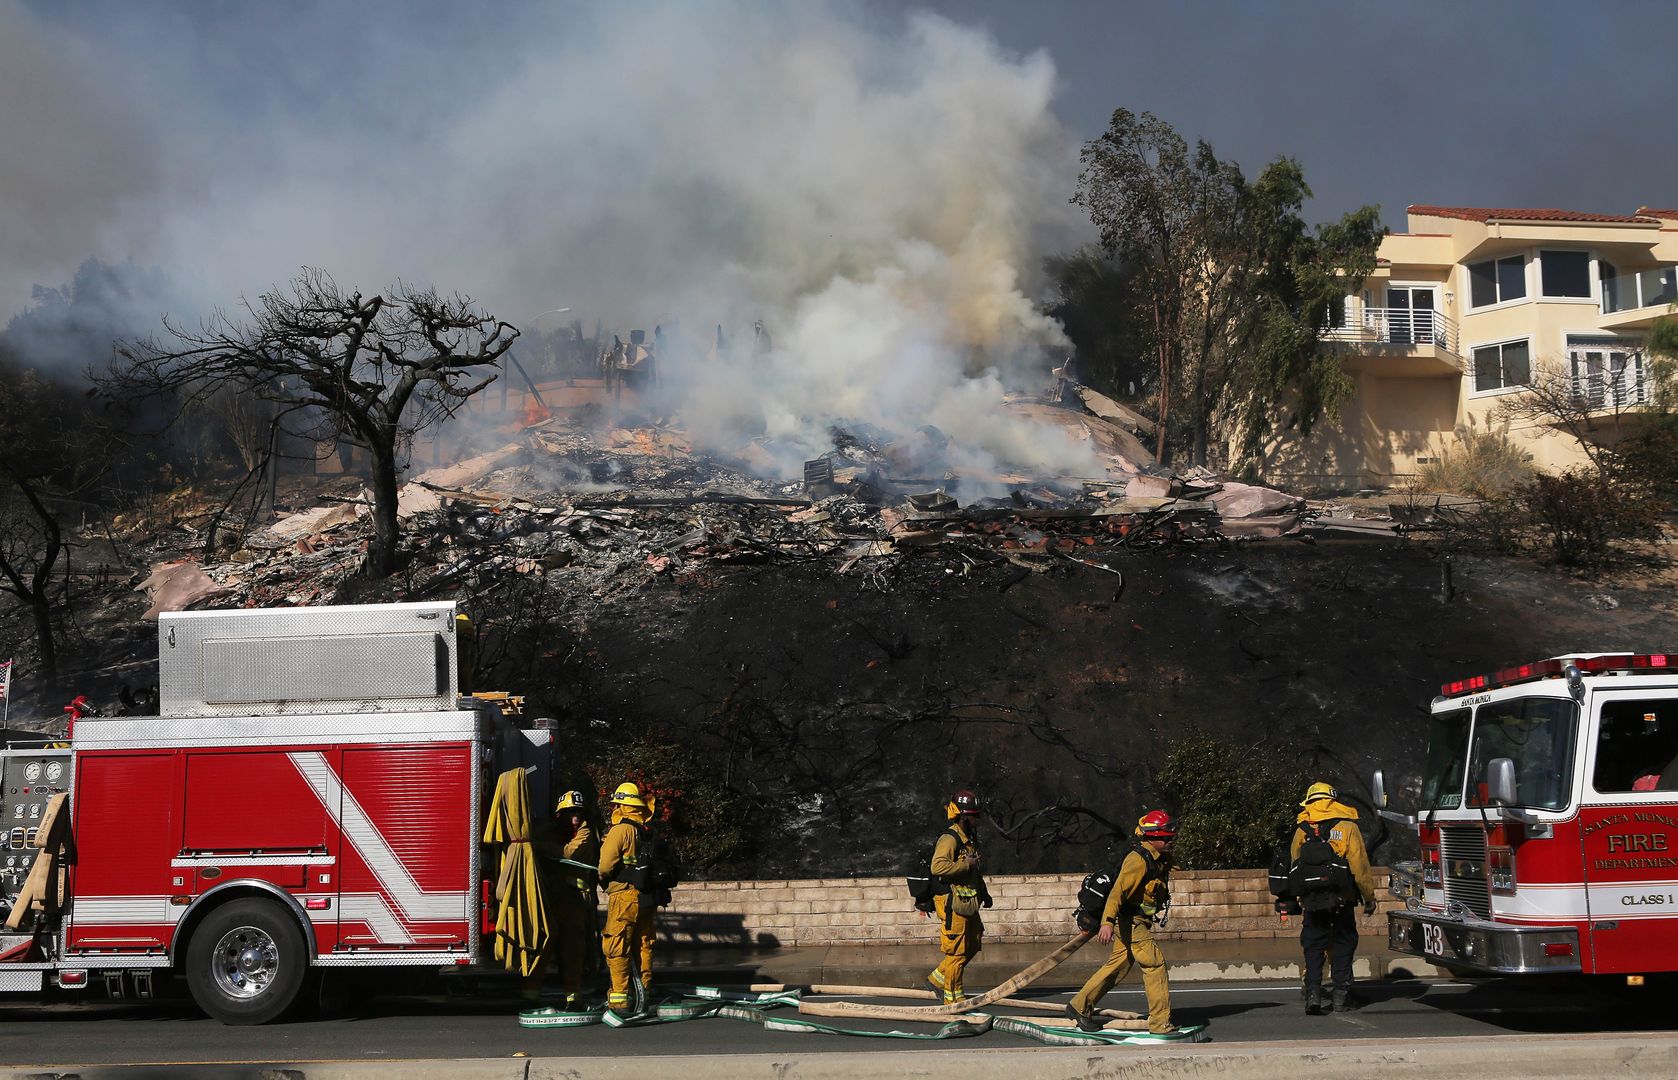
[1380,653,1678,979]
[0,602,552,1023]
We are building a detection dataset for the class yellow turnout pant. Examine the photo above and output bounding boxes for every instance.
[928,893,983,996]
[1071,917,1172,1032]
[602,888,656,1006]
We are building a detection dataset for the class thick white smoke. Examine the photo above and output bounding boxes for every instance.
[0,1,1099,480]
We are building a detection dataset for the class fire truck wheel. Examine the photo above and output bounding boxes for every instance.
[184,898,308,1025]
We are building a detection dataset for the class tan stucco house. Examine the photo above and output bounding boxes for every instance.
[1260,204,1676,491]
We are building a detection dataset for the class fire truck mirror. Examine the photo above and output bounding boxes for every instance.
[1372,770,1389,809]
[1487,757,1518,807]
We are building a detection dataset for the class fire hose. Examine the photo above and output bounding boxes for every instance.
[519,931,1208,1044]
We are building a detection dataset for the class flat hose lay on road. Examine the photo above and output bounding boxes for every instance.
[518,931,1209,1045]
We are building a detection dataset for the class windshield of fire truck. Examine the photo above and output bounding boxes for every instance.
[1466,696,1578,811]
[1420,708,1471,808]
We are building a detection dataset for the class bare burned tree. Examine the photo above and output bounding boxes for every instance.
[104,269,519,576]
[1488,357,1634,479]
[0,354,113,691]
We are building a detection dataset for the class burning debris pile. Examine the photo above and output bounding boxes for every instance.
[133,383,1399,617]
[123,389,1398,623]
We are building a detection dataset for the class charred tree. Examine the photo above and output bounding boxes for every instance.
[104,269,518,576]
[0,357,115,692]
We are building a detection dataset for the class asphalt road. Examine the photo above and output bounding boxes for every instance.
[0,974,1674,1068]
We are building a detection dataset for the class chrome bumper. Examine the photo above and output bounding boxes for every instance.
[1387,910,1581,975]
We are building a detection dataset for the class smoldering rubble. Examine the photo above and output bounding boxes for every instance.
[132,382,1400,617]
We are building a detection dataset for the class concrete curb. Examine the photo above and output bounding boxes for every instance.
[13,1033,1678,1080]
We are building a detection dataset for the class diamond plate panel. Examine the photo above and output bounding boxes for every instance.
[158,603,458,717]
[0,970,42,991]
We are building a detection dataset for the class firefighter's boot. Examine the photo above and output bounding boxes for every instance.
[1065,1002,1103,1033]
[1305,985,1331,1015]
[1332,986,1366,1011]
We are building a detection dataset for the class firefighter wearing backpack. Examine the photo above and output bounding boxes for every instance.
[1066,811,1180,1035]
[598,781,657,1015]
[926,789,991,1004]
[1290,781,1376,1015]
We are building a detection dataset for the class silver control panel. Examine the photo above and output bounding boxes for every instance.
[0,750,70,903]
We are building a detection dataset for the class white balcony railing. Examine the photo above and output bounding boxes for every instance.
[1322,306,1458,353]
[1572,369,1650,410]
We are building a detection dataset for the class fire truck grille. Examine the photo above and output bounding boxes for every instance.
[1439,826,1491,917]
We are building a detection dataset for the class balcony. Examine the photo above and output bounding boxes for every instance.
[1600,266,1678,329]
[1571,368,1650,411]
[1322,307,1462,377]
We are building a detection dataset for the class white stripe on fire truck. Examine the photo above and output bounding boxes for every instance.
[326,894,414,944]
[287,752,468,922]
[71,896,182,925]
[170,854,336,867]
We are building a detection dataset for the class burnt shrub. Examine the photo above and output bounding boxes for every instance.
[1521,468,1661,566]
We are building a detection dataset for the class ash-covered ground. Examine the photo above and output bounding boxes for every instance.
[11,408,1670,881]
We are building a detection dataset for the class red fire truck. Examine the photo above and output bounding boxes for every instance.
[0,602,552,1023]
[1379,652,1678,981]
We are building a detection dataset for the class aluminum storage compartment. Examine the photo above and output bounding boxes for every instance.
[157,602,459,717]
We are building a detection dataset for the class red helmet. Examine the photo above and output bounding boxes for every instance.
[950,789,981,816]
[1135,810,1176,840]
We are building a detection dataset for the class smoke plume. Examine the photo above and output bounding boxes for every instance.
[1,1,1096,479]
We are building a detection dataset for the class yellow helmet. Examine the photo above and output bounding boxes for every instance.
[611,782,647,809]
[555,790,584,812]
[1301,781,1338,807]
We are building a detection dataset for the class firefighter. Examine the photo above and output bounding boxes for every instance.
[1290,781,1377,1015]
[525,790,597,1011]
[926,789,991,1004]
[1066,811,1180,1035]
[597,781,657,1015]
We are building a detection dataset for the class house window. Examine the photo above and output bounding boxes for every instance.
[1472,339,1531,393]
[1567,334,1646,409]
[1540,250,1592,298]
[1468,255,1526,308]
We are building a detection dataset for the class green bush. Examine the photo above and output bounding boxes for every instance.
[1154,736,1303,870]
[588,733,751,876]
[1415,430,1535,499]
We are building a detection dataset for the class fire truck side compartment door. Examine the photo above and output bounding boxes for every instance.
[67,751,178,952]
[335,745,472,948]
[182,752,329,855]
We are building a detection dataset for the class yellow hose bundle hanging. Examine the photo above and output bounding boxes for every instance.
[483,767,549,976]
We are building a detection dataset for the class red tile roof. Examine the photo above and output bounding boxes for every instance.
[1637,207,1678,219]
[1408,204,1657,224]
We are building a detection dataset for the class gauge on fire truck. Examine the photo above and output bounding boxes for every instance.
[44,762,61,783]
[21,763,38,783]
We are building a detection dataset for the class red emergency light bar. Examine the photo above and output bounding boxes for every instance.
[1576,654,1673,673]
[1441,655,1676,698]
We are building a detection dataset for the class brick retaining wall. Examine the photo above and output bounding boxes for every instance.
[657,868,1398,948]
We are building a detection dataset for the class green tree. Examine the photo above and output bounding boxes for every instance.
[1072,108,1383,466]
[1041,247,1149,401]
[1154,736,1301,870]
